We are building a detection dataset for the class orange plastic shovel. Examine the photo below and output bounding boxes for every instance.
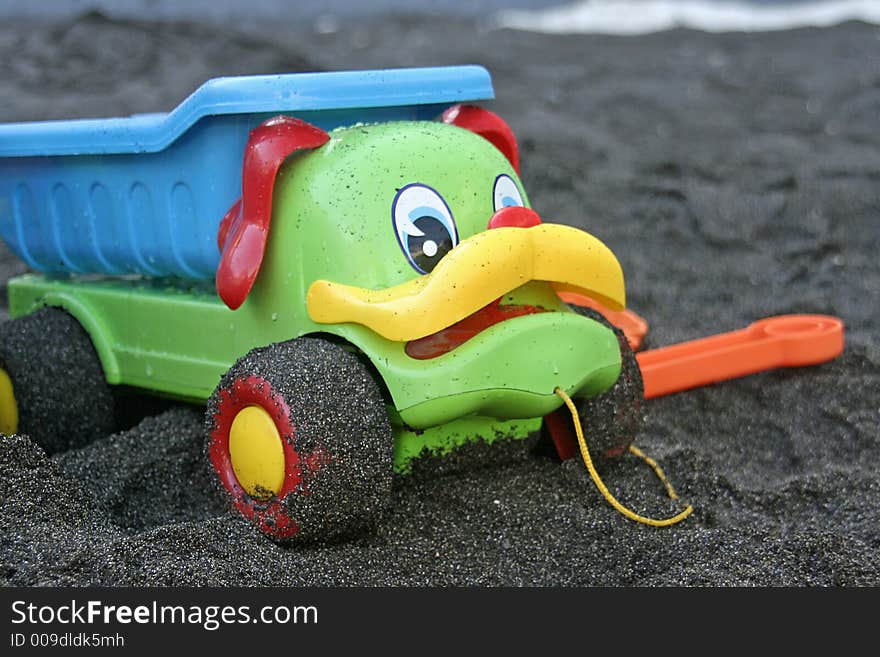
[543,313,844,462]
[635,314,845,399]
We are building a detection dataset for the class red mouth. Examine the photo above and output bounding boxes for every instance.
[405,298,548,360]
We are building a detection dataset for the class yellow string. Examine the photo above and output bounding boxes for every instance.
[554,387,693,527]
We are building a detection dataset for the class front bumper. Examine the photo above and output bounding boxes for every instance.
[340,303,622,429]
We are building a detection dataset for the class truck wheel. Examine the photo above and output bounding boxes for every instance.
[569,305,644,459]
[0,307,115,453]
[206,336,393,543]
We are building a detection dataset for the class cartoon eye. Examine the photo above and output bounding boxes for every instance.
[392,183,459,274]
[493,174,525,212]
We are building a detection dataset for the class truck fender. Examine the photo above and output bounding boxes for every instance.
[19,293,121,385]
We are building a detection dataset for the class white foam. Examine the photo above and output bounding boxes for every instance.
[493,0,880,35]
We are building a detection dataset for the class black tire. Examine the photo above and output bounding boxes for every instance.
[569,305,644,459]
[206,336,393,544]
[0,307,115,454]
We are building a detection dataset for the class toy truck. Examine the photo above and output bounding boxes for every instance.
[0,66,844,541]
[0,66,641,541]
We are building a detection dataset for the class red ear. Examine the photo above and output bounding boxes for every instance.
[442,104,520,174]
[216,116,330,310]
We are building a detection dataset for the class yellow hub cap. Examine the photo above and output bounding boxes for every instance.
[0,367,19,435]
[228,405,285,500]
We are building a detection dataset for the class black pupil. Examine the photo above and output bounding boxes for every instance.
[407,215,453,273]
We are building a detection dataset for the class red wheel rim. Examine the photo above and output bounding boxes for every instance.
[208,375,304,539]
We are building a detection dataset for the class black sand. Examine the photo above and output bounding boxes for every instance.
[1,12,878,586]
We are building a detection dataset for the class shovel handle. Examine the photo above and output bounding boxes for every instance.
[635,315,845,399]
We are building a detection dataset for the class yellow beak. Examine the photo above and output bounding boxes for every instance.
[306,224,625,342]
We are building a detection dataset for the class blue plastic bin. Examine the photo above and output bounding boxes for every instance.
[0,66,494,279]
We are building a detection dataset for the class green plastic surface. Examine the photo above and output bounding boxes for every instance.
[9,276,238,401]
[392,416,542,473]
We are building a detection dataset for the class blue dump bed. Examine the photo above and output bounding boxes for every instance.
[0,66,494,279]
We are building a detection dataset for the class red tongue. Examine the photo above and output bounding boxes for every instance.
[405,298,547,360]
